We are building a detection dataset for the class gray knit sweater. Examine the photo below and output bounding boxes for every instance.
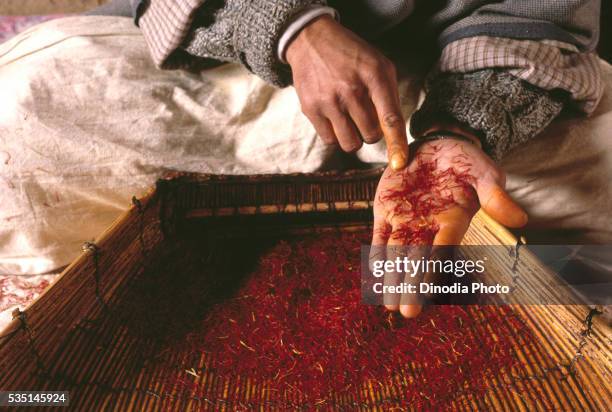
[133,0,599,161]
[409,70,566,161]
[184,0,327,86]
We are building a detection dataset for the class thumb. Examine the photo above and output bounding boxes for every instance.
[475,180,528,228]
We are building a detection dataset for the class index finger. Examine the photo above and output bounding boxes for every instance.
[371,79,409,171]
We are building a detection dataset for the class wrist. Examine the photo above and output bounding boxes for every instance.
[418,123,483,149]
[417,131,482,150]
[285,14,337,66]
[280,7,338,64]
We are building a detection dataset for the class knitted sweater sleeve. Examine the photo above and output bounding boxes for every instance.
[182,0,327,87]
[409,70,567,161]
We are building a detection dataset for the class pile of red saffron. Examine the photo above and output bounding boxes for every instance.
[127,156,532,408]
[154,230,530,408]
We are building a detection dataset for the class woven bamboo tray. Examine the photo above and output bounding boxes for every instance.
[0,169,610,411]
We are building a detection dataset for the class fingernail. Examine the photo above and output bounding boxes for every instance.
[364,134,383,144]
[390,152,407,170]
[400,304,422,318]
[519,210,529,226]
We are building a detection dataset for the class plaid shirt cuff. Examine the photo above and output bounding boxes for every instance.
[138,0,206,68]
[437,36,603,114]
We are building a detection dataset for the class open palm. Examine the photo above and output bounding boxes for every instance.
[371,139,528,317]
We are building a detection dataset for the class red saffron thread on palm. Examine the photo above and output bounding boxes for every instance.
[378,145,475,244]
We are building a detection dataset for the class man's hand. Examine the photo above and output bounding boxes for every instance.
[286,15,408,170]
[371,138,528,318]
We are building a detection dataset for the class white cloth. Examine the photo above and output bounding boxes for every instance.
[501,79,612,245]
[0,16,419,274]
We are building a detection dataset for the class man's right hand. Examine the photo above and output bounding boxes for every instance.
[286,15,409,170]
